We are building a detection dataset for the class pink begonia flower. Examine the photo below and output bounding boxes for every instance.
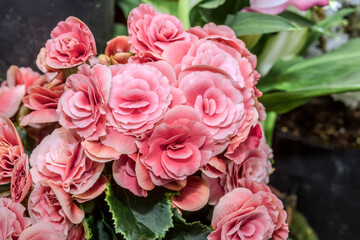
[113,153,147,197]
[57,64,111,140]
[82,126,137,162]
[11,154,32,203]
[40,16,96,70]
[0,197,32,240]
[209,186,289,240]
[0,65,44,118]
[172,176,209,211]
[128,4,190,54]
[0,116,24,184]
[20,80,65,126]
[243,0,329,15]
[66,225,86,240]
[19,222,65,240]
[138,105,213,186]
[203,126,273,205]
[238,180,290,240]
[226,124,263,164]
[28,183,72,235]
[177,66,251,155]
[107,62,173,137]
[30,128,105,200]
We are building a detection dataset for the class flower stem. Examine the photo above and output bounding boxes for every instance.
[178,0,191,29]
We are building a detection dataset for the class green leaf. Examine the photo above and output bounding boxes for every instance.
[143,0,179,17]
[258,38,360,113]
[302,8,355,53]
[164,209,211,240]
[279,10,330,35]
[85,215,120,240]
[289,208,319,240]
[225,12,299,36]
[113,23,128,37]
[116,0,142,18]
[15,125,35,155]
[105,181,173,240]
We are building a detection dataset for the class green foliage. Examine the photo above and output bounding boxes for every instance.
[15,125,35,155]
[116,0,142,18]
[289,208,319,240]
[113,23,128,37]
[225,12,299,36]
[164,209,211,240]
[85,215,120,240]
[105,181,174,240]
[258,38,360,113]
[143,0,178,17]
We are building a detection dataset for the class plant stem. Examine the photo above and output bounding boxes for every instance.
[178,0,191,29]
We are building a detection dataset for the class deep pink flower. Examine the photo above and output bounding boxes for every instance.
[128,4,189,54]
[11,154,32,203]
[19,222,65,240]
[21,80,65,126]
[113,153,147,197]
[209,186,289,240]
[30,128,104,199]
[0,197,31,240]
[138,105,213,186]
[107,62,173,137]
[243,0,329,15]
[28,182,84,236]
[0,116,24,184]
[57,64,111,140]
[42,16,96,70]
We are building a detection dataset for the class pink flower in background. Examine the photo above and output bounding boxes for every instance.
[0,197,31,240]
[113,153,147,197]
[128,4,189,54]
[138,105,213,186]
[11,154,32,203]
[243,0,329,15]
[57,64,111,140]
[104,36,132,64]
[209,186,288,240]
[19,222,65,240]
[0,116,24,184]
[107,62,173,137]
[30,128,104,198]
[43,16,97,69]
[0,65,44,118]
[21,80,65,126]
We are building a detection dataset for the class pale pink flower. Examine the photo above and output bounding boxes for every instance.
[41,16,96,70]
[138,105,213,186]
[0,65,44,118]
[243,0,329,15]
[28,182,84,237]
[82,126,137,163]
[128,4,189,54]
[30,128,105,199]
[19,222,65,240]
[0,116,24,184]
[113,153,147,197]
[20,80,65,126]
[57,64,111,140]
[107,62,173,137]
[11,154,32,203]
[177,66,249,154]
[0,197,31,240]
[209,186,288,240]
[66,225,86,240]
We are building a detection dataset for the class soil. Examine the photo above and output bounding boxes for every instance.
[276,96,360,149]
